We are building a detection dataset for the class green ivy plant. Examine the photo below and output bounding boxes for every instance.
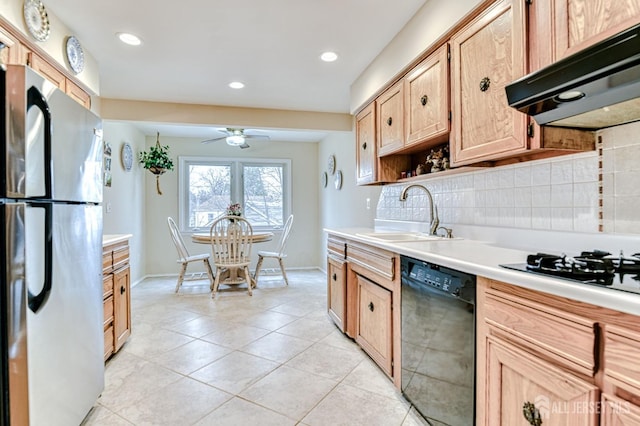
[138,132,174,194]
[138,136,174,172]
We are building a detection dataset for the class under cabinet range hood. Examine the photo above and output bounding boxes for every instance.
[506,23,640,130]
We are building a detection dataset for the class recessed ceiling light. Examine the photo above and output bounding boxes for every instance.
[117,32,142,46]
[229,81,245,89]
[320,51,338,62]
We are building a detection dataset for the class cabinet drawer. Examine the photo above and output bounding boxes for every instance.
[102,252,113,272]
[104,325,114,361]
[103,295,114,328]
[604,325,640,397]
[327,236,347,259]
[113,247,130,269]
[347,242,395,281]
[485,289,596,376]
[103,274,114,298]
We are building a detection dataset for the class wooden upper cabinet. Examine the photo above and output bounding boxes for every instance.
[28,51,91,108]
[66,79,92,108]
[356,103,377,185]
[450,0,528,166]
[29,52,67,91]
[529,0,640,73]
[404,43,450,149]
[355,101,410,185]
[376,80,405,156]
[554,0,640,60]
[0,27,20,65]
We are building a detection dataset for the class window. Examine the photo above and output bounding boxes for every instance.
[179,157,291,232]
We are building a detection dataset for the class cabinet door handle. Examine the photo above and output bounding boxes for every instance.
[120,286,126,295]
[362,142,367,150]
[522,402,542,426]
[368,302,374,312]
[386,117,393,126]
[479,77,491,92]
[420,95,428,106]
[332,273,337,281]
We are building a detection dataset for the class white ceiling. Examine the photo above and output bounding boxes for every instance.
[42,0,427,141]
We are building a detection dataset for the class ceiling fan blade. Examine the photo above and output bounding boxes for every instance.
[201,136,227,144]
[239,143,251,149]
[244,134,270,140]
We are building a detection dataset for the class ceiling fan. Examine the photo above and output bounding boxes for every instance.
[201,128,270,149]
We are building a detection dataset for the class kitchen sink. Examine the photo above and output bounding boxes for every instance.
[356,232,456,242]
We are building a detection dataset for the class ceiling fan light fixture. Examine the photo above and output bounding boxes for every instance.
[226,135,246,146]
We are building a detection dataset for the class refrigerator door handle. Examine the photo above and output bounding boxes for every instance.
[27,202,52,313]
[27,86,53,199]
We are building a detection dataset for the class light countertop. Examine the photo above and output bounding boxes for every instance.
[325,227,640,316]
[103,234,133,246]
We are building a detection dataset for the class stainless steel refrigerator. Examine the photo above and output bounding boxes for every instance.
[1,65,104,425]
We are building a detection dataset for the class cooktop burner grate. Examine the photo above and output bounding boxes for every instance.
[501,250,640,295]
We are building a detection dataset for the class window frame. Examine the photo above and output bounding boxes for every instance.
[178,156,292,233]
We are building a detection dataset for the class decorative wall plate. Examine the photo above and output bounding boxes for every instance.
[334,170,343,190]
[23,0,51,42]
[121,143,133,171]
[327,154,336,175]
[321,171,328,188]
[65,36,85,74]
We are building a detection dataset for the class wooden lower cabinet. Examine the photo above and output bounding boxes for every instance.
[103,238,131,360]
[113,265,131,352]
[477,276,640,425]
[327,255,347,333]
[486,337,599,425]
[325,234,401,388]
[601,393,640,425]
[356,274,393,377]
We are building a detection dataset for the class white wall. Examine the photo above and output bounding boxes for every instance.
[102,122,147,284]
[140,135,322,276]
[318,130,382,266]
[1,0,100,96]
[350,0,481,113]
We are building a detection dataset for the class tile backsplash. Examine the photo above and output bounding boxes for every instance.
[600,121,640,234]
[377,121,640,235]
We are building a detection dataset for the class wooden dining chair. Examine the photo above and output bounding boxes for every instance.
[209,215,254,296]
[167,217,215,293]
[254,214,294,286]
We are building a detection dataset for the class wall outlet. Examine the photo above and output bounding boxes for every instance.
[106,202,112,213]
[366,198,371,210]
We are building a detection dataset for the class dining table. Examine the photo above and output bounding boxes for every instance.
[191,231,274,288]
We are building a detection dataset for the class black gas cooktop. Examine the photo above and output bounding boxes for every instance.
[500,250,640,295]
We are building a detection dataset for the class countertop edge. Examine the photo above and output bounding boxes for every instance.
[325,227,640,316]
[103,234,133,246]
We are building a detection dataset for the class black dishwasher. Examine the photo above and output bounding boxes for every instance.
[400,255,476,426]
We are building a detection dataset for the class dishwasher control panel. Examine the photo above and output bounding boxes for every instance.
[401,256,476,303]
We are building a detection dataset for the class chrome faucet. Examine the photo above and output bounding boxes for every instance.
[399,184,440,236]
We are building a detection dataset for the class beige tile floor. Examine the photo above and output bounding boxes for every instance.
[82,270,427,426]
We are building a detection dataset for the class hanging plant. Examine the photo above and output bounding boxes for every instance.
[139,132,174,195]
